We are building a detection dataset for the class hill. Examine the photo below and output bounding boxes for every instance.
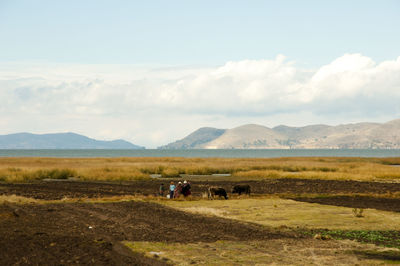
[160,119,400,149]
[158,127,226,149]
[203,124,287,149]
[0,133,144,149]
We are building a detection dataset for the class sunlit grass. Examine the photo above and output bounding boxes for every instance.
[0,194,39,204]
[161,198,400,231]
[124,239,391,265]
[0,157,399,182]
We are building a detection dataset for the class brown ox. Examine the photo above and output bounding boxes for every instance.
[231,184,251,196]
[208,187,228,200]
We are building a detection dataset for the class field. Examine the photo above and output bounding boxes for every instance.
[1,156,400,182]
[1,157,400,265]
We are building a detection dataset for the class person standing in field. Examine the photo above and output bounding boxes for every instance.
[169,181,175,199]
[159,183,165,197]
[182,180,191,197]
[174,181,183,198]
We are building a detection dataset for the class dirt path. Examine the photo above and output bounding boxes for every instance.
[0,201,291,265]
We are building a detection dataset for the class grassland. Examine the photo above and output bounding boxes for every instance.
[0,156,399,182]
[161,198,400,231]
[124,239,394,265]
[125,197,400,265]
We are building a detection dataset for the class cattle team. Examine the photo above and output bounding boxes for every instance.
[159,181,251,200]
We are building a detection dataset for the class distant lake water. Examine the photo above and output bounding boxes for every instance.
[0,149,399,158]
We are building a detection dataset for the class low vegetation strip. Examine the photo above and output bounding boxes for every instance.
[0,156,399,182]
[303,230,400,249]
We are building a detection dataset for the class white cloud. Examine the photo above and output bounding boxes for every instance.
[0,54,399,147]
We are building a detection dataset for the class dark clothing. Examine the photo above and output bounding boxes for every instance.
[182,183,191,197]
[159,184,165,196]
[174,184,183,198]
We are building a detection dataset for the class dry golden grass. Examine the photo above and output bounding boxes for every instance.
[0,194,155,205]
[124,239,393,265]
[0,194,38,204]
[0,157,399,182]
[162,198,400,231]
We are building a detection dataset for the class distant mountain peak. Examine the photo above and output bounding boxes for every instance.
[0,132,144,149]
[158,127,226,149]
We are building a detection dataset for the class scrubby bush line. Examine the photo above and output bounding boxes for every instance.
[0,157,399,182]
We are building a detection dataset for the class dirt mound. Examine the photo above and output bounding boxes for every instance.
[0,201,290,265]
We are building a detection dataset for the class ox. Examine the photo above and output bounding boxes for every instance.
[231,184,251,196]
[208,187,228,200]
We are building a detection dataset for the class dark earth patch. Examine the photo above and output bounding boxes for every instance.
[0,201,291,265]
[291,195,400,213]
[1,178,400,200]
[353,249,400,261]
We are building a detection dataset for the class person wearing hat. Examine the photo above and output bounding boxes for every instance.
[174,181,183,198]
[182,180,192,197]
[169,181,175,199]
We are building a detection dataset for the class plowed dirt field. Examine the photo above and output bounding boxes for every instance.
[0,200,291,265]
[2,178,400,212]
[2,178,400,199]
[1,178,400,265]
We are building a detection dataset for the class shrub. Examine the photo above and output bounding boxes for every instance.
[31,169,77,180]
[352,208,364,218]
[161,167,180,178]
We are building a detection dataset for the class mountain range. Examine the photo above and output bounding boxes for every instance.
[2,119,400,149]
[0,133,144,149]
[159,119,400,149]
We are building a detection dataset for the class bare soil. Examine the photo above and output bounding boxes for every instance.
[1,178,400,212]
[2,178,400,265]
[291,195,400,213]
[1,178,400,200]
[0,201,290,265]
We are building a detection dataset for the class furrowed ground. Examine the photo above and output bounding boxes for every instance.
[2,197,400,265]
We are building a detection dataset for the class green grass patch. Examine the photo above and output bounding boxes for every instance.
[303,230,400,249]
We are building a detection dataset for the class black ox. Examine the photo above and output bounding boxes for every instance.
[208,187,228,200]
[231,184,251,196]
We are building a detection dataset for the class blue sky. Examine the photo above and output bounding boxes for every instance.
[0,1,399,147]
[1,0,399,65]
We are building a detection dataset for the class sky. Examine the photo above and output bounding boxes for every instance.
[0,0,399,148]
